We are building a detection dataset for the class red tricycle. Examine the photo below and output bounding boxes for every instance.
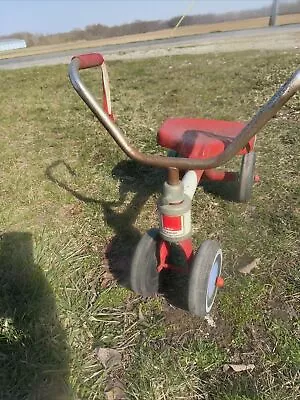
[69,53,299,316]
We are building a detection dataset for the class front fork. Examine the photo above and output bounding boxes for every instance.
[157,168,203,272]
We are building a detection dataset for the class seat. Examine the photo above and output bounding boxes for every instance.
[158,118,255,159]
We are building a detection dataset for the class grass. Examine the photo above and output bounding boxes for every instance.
[0,50,299,399]
[1,13,300,60]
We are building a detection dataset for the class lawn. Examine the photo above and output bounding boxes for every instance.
[0,51,299,400]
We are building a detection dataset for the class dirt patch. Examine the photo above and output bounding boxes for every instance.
[59,203,83,218]
[163,302,206,339]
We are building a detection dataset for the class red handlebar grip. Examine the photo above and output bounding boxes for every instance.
[73,53,104,70]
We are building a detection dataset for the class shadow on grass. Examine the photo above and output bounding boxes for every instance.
[45,160,164,288]
[103,159,167,287]
[45,159,191,310]
[200,179,240,202]
[0,232,70,400]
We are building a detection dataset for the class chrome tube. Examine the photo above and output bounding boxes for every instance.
[69,58,300,170]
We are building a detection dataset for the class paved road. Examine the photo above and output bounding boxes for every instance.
[0,24,299,70]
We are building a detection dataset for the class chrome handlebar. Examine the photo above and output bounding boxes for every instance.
[69,54,300,170]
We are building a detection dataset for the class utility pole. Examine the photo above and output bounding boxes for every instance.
[174,0,197,30]
[269,0,279,27]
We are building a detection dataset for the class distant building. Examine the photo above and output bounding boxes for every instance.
[0,39,27,52]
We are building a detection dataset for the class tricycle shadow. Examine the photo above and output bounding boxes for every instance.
[0,232,71,400]
[101,159,165,288]
[200,179,240,202]
[45,159,189,310]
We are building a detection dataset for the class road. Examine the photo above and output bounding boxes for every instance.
[0,24,299,70]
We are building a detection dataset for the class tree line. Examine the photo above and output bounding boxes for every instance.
[1,0,300,47]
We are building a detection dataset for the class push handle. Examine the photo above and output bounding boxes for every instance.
[73,53,105,70]
[69,53,300,170]
[72,52,113,120]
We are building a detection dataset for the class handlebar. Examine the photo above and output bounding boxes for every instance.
[69,53,300,170]
[75,53,105,69]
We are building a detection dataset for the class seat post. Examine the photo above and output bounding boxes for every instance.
[167,167,180,186]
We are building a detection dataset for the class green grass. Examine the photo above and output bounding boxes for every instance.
[0,50,299,399]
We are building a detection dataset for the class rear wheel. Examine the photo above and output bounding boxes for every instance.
[130,229,160,297]
[238,152,256,202]
[188,240,222,317]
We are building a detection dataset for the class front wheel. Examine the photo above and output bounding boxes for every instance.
[188,240,222,317]
[130,229,160,297]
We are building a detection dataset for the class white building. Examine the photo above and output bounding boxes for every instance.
[0,39,27,52]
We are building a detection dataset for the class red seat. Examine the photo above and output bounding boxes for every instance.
[158,118,255,159]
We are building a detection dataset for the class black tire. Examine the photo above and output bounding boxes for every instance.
[188,240,222,317]
[130,228,160,297]
[238,152,256,203]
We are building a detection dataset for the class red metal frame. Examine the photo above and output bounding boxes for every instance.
[203,170,238,182]
[158,118,256,157]
[155,117,259,277]
[158,117,259,185]
[157,238,193,273]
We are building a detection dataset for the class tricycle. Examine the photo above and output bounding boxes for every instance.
[69,53,299,316]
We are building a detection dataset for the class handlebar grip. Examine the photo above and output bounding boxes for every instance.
[72,53,104,70]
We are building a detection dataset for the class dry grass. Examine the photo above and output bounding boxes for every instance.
[1,13,300,61]
[0,50,299,399]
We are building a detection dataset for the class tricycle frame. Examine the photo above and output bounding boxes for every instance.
[68,53,300,316]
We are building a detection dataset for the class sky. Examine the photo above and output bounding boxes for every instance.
[1,0,276,36]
